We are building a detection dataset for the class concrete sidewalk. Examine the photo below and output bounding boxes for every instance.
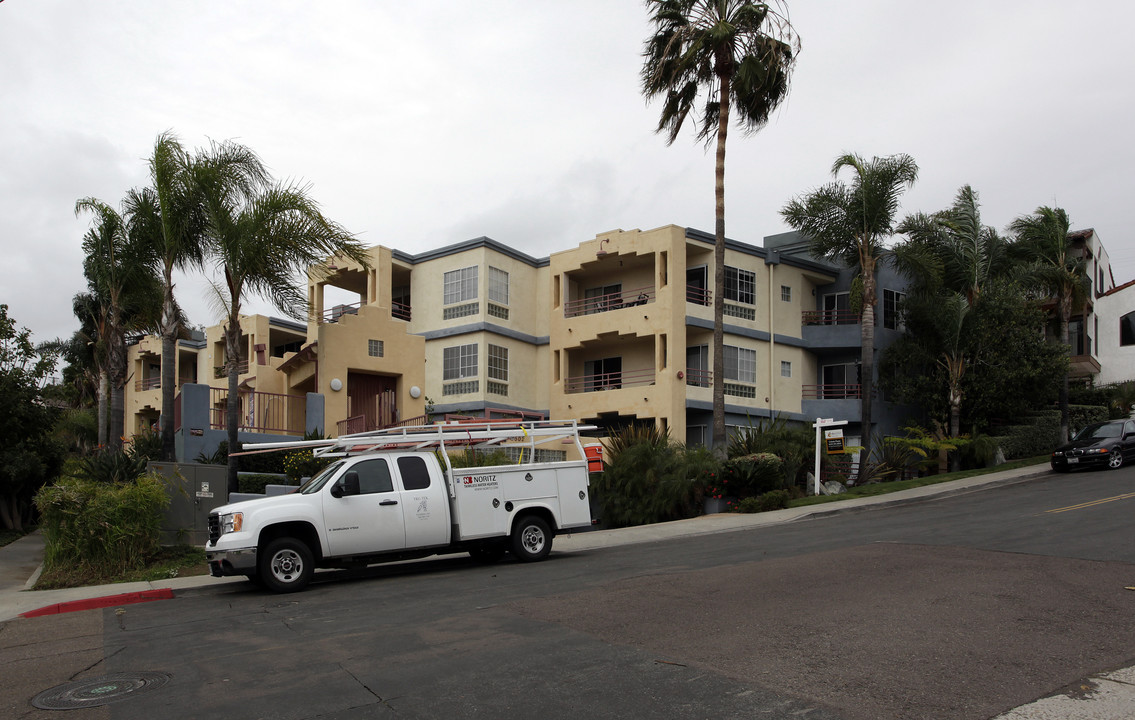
[0,462,1052,623]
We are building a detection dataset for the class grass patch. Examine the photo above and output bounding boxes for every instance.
[788,456,1051,508]
[34,545,209,590]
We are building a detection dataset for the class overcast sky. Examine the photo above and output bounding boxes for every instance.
[3,1,1133,348]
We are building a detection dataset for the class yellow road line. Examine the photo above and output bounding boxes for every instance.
[1046,491,1135,514]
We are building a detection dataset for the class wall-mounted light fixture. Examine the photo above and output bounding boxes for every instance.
[330,378,343,392]
[409,385,422,399]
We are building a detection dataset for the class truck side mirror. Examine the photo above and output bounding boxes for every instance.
[332,471,361,498]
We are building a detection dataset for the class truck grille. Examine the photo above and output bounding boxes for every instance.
[208,514,220,544]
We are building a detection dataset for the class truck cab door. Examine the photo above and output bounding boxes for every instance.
[323,457,407,557]
[395,455,449,549]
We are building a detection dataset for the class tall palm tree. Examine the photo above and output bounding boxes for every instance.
[781,153,918,471]
[1009,206,1089,443]
[193,139,371,490]
[75,197,162,449]
[70,291,109,446]
[641,0,799,454]
[896,185,1007,437]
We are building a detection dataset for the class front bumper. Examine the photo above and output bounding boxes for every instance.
[1051,454,1108,470]
[206,547,258,577]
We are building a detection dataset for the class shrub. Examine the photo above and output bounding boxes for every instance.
[282,450,333,483]
[591,424,710,527]
[238,473,294,494]
[447,448,513,469]
[126,428,164,462]
[728,415,813,488]
[1069,404,1110,433]
[77,448,148,484]
[721,453,784,497]
[991,412,1060,459]
[34,473,169,576]
[736,490,790,513]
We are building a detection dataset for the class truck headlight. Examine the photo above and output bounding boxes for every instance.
[220,512,243,535]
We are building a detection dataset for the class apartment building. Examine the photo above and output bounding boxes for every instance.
[123,224,930,458]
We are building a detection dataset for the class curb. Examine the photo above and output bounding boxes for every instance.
[20,588,176,618]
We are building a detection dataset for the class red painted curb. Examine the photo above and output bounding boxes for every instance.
[20,588,175,618]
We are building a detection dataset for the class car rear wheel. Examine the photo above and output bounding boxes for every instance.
[1108,450,1124,469]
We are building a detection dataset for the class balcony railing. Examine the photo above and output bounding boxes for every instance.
[336,412,432,436]
[320,302,362,324]
[392,301,411,321]
[209,387,306,435]
[802,309,860,325]
[135,376,162,391]
[684,368,711,388]
[564,285,654,318]
[564,367,655,394]
[802,384,862,399]
[686,284,711,306]
[213,360,250,378]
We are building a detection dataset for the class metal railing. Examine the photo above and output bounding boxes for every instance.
[802,309,860,326]
[209,387,307,435]
[135,376,162,391]
[563,285,654,318]
[320,302,361,324]
[684,368,711,388]
[686,284,711,306]
[564,367,655,394]
[213,360,250,378]
[802,384,862,399]
[392,301,411,321]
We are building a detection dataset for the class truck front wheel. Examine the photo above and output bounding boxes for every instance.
[511,515,552,562]
[260,537,314,593]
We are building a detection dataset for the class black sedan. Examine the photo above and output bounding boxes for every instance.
[1051,419,1135,471]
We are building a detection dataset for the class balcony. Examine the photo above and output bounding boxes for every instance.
[564,286,654,318]
[686,284,711,306]
[802,309,860,325]
[803,384,862,399]
[135,376,161,392]
[684,368,711,388]
[320,302,361,323]
[564,367,655,394]
[208,387,307,436]
[392,300,411,321]
[213,360,250,378]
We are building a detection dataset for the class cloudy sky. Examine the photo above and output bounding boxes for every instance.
[2,1,1133,347]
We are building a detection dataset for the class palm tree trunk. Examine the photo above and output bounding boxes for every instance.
[1058,293,1071,443]
[711,73,731,458]
[859,263,876,480]
[159,275,178,461]
[97,369,109,448]
[225,320,241,493]
[108,321,126,450]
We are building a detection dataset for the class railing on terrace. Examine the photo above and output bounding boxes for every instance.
[320,302,361,324]
[336,413,432,436]
[802,309,860,326]
[802,384,862,400]
[135,376,162,391]
[563,285,654,318]
[443,408,545,423]
[686,284,711,306]
[209,387,307,435]
[392,301,411,321]
[213,360,250,378]
[684,368,711,388]
[564,368,655,394]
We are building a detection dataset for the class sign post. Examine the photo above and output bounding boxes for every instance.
[812,418,848,495]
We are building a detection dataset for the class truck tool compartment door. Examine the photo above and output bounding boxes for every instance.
[323,457,407,556]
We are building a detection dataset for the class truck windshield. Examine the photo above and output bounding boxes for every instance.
[298,460,345,495]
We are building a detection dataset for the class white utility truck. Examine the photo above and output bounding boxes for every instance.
[205,420,596,592]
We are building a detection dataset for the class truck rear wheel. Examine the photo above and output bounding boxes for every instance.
[260,537,314,593]
[511,515,552,562]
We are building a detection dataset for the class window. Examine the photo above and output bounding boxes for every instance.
[781,285,792,302]
[723,345,756,384]
[368,339,384,358]
[724,266,755,305]
[488,344,508,381]
[822,363,860,398]
[686,266,709,306]
[686,345,709,387]
[443,266,478,305]
[883,290,906,330]
[823,292,853,325]
[352,458,394,494]
[1121,312,1135,347]
[489,266,509,305]
[443,343,478,380]
[781,361,792,378]
[397,456,431,490]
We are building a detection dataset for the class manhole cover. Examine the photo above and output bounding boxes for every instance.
[32,672,171,710]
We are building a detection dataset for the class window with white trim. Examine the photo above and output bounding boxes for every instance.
[443,266,478,305]
[723,345,756,384]
[724,266,755,305]
[488,344,508,381]
[442,343,478,380]
[489,266,509,305]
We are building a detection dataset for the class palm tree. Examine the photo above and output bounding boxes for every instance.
[781,153,918,471]
[130,132,208,460]
[1009,206,1089,443]
[193,139,371,490]
[75,197,162,449]
[641,0,799,454]
[896,185,1008,437]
